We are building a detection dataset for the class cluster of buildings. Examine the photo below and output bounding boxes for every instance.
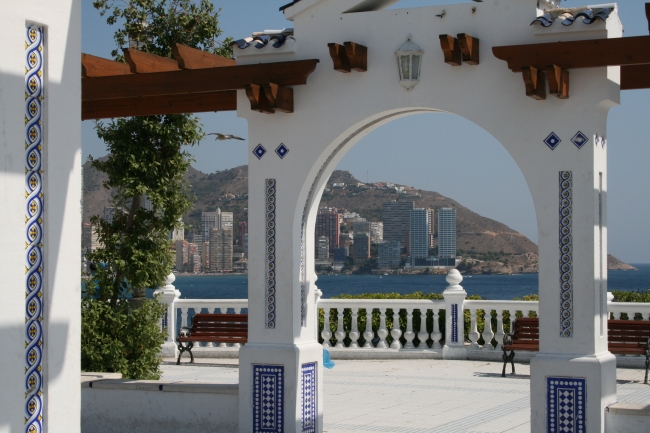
[82,205,248,274]
[315,199,457,271]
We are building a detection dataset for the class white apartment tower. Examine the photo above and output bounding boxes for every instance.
[202,207,233,240]
[438,208,457,258]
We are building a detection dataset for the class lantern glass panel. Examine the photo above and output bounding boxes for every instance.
[411,55,421,80]
[400,55,410,80]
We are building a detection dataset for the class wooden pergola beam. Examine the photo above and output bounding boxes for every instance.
[172,43,236,69]
[82,53,131,78]
[82,91,237,120]
[124,48,180,73]
[493,36,650,72]
[621,64,650,90]
[82,59,319,101]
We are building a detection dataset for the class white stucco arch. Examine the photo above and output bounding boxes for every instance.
[236,1,622,432]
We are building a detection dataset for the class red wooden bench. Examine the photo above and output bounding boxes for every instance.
[176,313,248,365]
[501,317,650,383]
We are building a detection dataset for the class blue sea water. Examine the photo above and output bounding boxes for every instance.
[171,264,650,300]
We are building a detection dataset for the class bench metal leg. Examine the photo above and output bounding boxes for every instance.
[176,341,194,365]
[502,349,515,377]
[644,353,649,384]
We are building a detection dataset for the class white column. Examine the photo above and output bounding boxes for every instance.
[153,272,180,358]
[442,269,467,360]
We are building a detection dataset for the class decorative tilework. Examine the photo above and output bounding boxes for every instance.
[301,363,317,433]
[571,132,588,149]
[559,171,573,338]
[547,377,585,433]
[545,132,562,150]
[254,365,284,433]
[254,144,267,159]
[25,25,44,433]
[299,109,429,327]
[451,304,459,343]
[594,134,607,148]
[162,308,168,341]
[275,143,289,159]
[266,179,277,328]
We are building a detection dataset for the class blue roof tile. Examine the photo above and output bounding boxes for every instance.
[531,7,613,28]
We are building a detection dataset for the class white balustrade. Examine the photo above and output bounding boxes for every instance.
[164,290,650,357]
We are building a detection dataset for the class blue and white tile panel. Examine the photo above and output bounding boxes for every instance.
[266,179,277,328]
[254,144,267,160]
[275,143,289,159]
[594,134,607,148]
[547,377,586,433]
[451,304,459,343]
[253,365,284,433]
[571,132,588,149]
[25,24,45,433]
[545,132,561,150]
[301,363,317,433]
[559,172,573,338]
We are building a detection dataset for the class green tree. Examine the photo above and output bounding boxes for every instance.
[82,0,232,379]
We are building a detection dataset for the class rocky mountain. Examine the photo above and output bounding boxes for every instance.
[82,161,634,271]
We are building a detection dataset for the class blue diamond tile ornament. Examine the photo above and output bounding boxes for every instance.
[545,132,562,150]
[275,143,289,159]
[253,144,267,160]
[571,131,588,149]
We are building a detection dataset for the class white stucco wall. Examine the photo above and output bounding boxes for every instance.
[0,1,81,432]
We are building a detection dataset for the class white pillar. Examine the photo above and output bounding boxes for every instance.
[153,272,180,358]
[442,269,467,360]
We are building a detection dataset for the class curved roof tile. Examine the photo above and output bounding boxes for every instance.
[531,7,613,27]
[232,30,294,50]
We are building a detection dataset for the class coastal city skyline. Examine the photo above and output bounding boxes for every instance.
[81,0,650,264]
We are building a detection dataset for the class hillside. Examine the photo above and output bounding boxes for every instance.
[82,161,635,270]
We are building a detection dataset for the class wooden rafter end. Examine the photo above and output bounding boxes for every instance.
[172,43,236,69]
[123,48,180,74]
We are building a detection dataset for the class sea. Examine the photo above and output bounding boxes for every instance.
[169,264,650,301]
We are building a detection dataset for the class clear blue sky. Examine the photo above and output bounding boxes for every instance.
[81,0,650,264]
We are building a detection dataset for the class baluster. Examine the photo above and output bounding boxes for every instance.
[431,309,442,349]
[363,308,374,348]
[403,308,415,349]
[321,307,332,348]
[376,308,389,349]
[348,308,360,348]
[468,308,480,350]
[334,308,346,348]
[216,308,227,348]
[181,307,189,328]
[417,309,430,349]
[390,308,402,349]
[481,309,495,350]
[231,307,242,348]
[495,310,505,346]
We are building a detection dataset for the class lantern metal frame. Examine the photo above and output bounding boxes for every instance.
[395,35,424,91]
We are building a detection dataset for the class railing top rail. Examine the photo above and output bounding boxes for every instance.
[174,299,248,307]
[464,300,540,310]
[318,298,445,309]
[608,302,650,313]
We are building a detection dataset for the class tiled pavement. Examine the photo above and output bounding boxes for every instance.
[161,358,650,433]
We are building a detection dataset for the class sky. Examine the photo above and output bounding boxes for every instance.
[82,0,650,264]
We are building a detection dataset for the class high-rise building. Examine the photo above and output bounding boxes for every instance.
[316,209,340,251]
[427,208,435,248]
[333,246,349,262]
[353,232,371,261]
[175,240,189,270]
[103,207,116,224]
[238,221,248,246]
[317,236,329,260]
[171,226,184,241]
[202,208,234,240]
[209,229,233,272]
[370,222,384,244]
[244,233,248,257]
[189,232,203,245]
[202,242,210,271]
[382,201,414,247]
[438,208,457,258]
[378,240,401,268]
[410,208,429,265]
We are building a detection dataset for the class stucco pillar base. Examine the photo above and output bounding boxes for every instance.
[530,351,617,433]
[160,342,178,359]
[442,344,468,360]
[238,341,324,433]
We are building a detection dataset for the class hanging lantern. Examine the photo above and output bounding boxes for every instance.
[395,35,424,91]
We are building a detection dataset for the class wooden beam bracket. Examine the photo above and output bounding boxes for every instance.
[439,34,462,66]
[327,42,367,73]
[522,66,546,100]
[245,83,293,114]
[546,64,569,99]
[457,33,479,65]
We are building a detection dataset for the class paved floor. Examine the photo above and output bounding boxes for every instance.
[161,359,650,433]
